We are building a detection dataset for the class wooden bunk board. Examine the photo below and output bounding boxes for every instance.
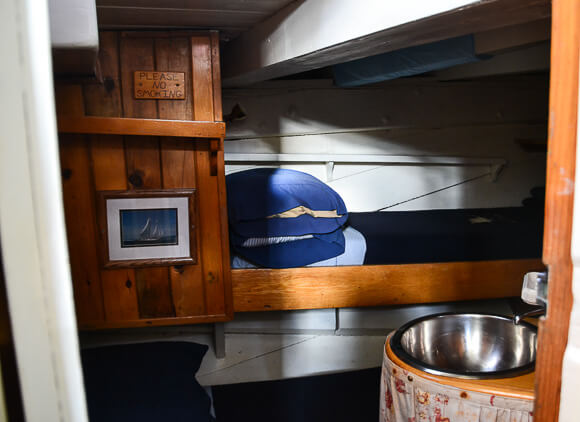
[231,259,543,312]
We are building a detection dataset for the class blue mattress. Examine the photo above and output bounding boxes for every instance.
[348,207,543,265]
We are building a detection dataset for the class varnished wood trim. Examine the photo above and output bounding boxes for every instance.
[79,313,230,330]
[216,146,234,320]
[534,0,579,419]
[385,333,535,401]
[121,30,217,39]
[232,259,544,312]
[210,31,223,122]
[58,116,226,138]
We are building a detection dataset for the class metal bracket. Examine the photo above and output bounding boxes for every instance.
[213,322,225,359]
[325,161,335,182]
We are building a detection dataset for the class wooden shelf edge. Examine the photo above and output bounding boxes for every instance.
[58,116,226,138]
[232,259,545,312]
[78,313,232,330]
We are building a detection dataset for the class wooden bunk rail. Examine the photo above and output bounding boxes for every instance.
[57,116,226,139]
[232,259,544,312]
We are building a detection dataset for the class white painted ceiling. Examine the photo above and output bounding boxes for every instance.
[95,0,298,41]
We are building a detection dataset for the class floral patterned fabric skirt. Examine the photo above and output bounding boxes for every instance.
[380,340,534,422]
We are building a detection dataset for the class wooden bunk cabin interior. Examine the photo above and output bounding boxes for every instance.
[49,0,579,420]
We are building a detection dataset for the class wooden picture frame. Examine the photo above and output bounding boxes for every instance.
[97,189,197,268]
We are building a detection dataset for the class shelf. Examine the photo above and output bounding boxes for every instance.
[57,116,225,138]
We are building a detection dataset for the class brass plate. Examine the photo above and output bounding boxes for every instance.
[134,71,186,100]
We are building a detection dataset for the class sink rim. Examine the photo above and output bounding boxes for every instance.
[389,312,537,380]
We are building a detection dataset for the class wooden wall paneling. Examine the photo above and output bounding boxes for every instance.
[534,0,579,419]
[90,136,140,322]
[119,35,157,118]
[191,35,215,121]
[124,136,162,188]
[121,35,176,319]
[82,37,141,324]
[210,32,223,122]
[155,35,206,316]
[154,37,193,120]
[59,135,105,323]
[124,137,176,319]
[161,139,206,317]
[133,267,174,318]
[195,141,227,316]
[83,32,122,117]
[56,30,230,327]
[191,34,230,317]
[54,84,85,117]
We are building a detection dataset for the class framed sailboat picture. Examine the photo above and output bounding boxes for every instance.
[97,190,197,268]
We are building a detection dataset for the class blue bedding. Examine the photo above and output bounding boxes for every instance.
[227,168,347,237]
[231,226,367,269]
[227,168,349,267]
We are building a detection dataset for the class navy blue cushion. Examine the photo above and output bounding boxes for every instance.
[231,228,346,268]
[226,168,347,237]
[81,342,211,422]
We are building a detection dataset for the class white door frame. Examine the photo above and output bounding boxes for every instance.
[0,0,88,421]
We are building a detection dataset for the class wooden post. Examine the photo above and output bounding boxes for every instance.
[534,0,579,419]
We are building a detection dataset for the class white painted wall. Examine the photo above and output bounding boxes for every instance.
[224,76,548,211]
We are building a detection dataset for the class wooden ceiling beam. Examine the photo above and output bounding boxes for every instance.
[221,0,550,87]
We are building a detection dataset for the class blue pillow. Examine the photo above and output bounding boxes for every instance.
[231,228,346,268]
[227,168,348,237]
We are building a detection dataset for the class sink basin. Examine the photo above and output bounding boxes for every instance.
[390,313,537,379]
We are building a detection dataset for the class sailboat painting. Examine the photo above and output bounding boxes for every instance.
[120,208,178,247]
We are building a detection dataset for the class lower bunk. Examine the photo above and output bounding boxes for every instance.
[231,205,545,312]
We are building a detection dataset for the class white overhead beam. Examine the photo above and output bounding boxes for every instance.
[474,18,550,55]
[434,42,550,80]
[48,0,99,75]
[221,0,550,87]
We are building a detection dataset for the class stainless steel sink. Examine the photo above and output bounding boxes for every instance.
[390,313,537,379]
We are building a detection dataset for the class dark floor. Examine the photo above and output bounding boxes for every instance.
[212,367,382,422]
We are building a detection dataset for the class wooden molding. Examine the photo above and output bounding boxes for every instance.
[57,116,225,138]
[78,313,230,330]
[534,0,579,419]
[232,259,544,312]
